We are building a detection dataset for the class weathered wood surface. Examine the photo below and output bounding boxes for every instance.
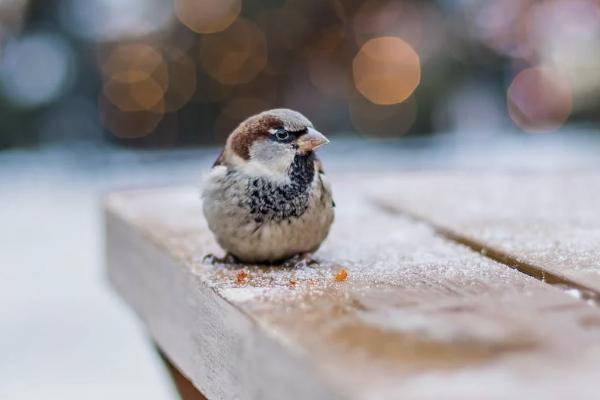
[106,182,600,400]
[160,350,208,400]
[369,172,600,295]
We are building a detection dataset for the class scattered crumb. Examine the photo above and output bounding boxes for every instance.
[288,279,297,287]
[235,270,249,285]
[335,268,348,282]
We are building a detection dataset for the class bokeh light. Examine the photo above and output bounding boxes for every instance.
[198,18,267,85]
[6,0,600,147]
[175,0,241,34]
[98,93,164,139]
[507,66,572,133]
[102,77,165,113]
[353,36,421,105]
[58,0,173,42]
[99,43,197,114]
[353,1,444,62]
[528,0,600,105]
[354,1,422,48]
[101,43,167,88]
[0,33,75,108]
[0,0,28,34]
[100,43,168,113]
[471,0,531,59]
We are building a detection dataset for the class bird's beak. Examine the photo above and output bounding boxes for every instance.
[297,127,330,152]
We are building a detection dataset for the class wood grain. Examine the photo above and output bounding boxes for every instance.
[369,172,600,296]
[106,182,600,400]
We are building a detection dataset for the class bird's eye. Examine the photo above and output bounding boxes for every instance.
[275,129,289,141]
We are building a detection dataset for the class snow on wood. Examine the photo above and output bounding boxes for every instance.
[106,182,600,400]
[370,172,600,295]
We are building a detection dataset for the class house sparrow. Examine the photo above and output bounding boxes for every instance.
[202,108,334,264]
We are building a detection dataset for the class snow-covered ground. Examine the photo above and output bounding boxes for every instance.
[1,131,599,399]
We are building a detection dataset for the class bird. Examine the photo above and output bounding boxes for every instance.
[202,108,335,265]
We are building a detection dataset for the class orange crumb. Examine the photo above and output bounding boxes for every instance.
[235,270,248,284]
[335,268,348,282]
[288,279,297,287]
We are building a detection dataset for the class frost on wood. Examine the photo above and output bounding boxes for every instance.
[370,172,600,292]
[106,182,600,400]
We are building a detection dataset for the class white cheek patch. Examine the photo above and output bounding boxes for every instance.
[247,140,296,182]
[268,128,278,134]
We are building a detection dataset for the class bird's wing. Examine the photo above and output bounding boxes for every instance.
[314,157,325,175]
[315,157,335,207]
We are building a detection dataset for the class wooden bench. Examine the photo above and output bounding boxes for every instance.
[105,174,600,399]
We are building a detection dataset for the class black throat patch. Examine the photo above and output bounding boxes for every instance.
[244,153,316,223]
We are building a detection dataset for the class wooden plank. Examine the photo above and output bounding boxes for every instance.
[369,172,600,295]
[106,183,600,400]
[159,349,208,400]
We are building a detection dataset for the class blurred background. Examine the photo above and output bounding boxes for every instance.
[2,0,600,146]
[2,0,600,399]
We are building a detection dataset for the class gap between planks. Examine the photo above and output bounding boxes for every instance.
[373,199,600,308]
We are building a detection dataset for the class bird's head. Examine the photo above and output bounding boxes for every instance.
[223,108,329,179]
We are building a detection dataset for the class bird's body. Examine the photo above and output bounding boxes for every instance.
[202,109,334,263]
